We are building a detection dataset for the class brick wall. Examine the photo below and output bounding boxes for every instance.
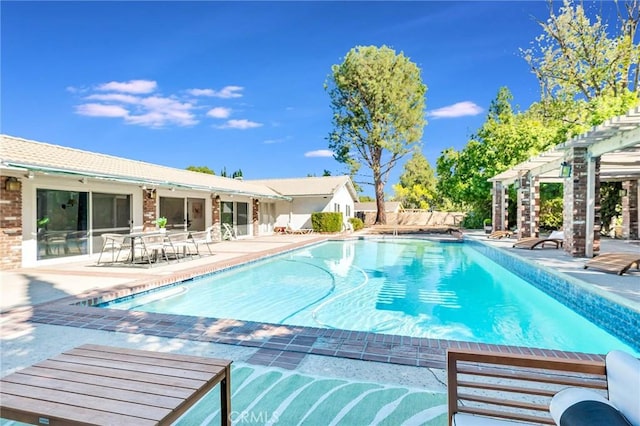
[517,173,533,238]
[252,199,259,236]
[142,189,157,229]
[0,176,23,270]
[492,181,506,231]
[212,196,221,241]
[622,179,639,239]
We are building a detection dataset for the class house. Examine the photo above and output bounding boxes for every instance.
[0,135,357,269]
[248,176,358,230]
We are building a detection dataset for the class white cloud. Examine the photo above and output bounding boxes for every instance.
[187,88,216,97]
[217,119,262,129]
[427,101,483,118]
[207,107,232,119]
[186,86,244,98]
[86,93,141,104]
[71,80,253,128]
[97,80,157,94]
[213,85,244,98]
[75,103,129,117]
[264,138,285,144]
[304,149,334,158]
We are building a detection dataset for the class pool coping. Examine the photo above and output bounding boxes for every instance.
[4,235,623,371]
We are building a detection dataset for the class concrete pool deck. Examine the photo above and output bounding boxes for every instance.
[1,230,638,393]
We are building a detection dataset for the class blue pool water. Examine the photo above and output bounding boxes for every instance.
[103,239,639,355]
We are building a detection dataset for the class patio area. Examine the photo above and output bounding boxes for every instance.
[1,230,638,424]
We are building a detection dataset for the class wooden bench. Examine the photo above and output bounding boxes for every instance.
[447,349,606,425]
[0,344,232,425]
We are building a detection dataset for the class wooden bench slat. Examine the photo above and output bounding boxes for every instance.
[68,347,223,373]
[22,366,194,399]
[457,406,555,425]
[78,343,231,366]
[0,381,171,421]
[457,379,558,397]
[458,392,550,411]
[37,359,204,389]
[456,365,608,389]
[52,353,214,381]
[3,373,183,409]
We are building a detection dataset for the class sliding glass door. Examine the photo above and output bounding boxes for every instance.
[37,189,89,260]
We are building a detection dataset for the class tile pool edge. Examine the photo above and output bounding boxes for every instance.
[468,239,640,351]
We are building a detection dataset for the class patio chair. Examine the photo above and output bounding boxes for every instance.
[487,230,512,239]
[96,233,130,265]
[447,348,608,425]
[188,229,214,256]
[166,232,195,260]
[285,223,314,234]
[222,223,238,240]
[513,230,564,250]
[139,233,173,265]
[583,252,640,275]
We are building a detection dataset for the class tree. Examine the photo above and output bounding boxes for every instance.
[521,0,639,101]
[435,88,562,220]
[392,149,437,209]
[326,45,426,224]
[186,166,215,175]
[232,169,243,179]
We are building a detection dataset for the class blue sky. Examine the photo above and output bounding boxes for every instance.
[0,1,613,196]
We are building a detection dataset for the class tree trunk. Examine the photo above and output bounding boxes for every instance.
[375,177,386,225]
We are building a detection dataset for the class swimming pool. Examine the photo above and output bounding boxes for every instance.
[102,238,639,355]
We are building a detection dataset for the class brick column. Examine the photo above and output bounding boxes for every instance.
[0,176,23,270]
[492,181,506,231]
[531,176,540,237]
[252,199,260,236]
[622,179,639,239]
[142,189,157,228]
[212,195,221,241]
[564,147,599,257]
[517,173,533,238]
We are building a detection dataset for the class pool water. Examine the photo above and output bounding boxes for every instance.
[103,239,639,355]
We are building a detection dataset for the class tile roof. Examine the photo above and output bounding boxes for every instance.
[247,175,358,199]
[0,135,289,199]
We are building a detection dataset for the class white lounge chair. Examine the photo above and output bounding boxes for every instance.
[222,223,237,240]
[285,223,313,234]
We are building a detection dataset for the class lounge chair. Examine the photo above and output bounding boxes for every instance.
[447,348,639,426]
[513,230,564,250]
[285,223,313,234]
[584,252,640,275]
[487,230,512,239]
[222,223,237,240]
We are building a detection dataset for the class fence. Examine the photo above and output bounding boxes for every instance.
[357,210,465,226]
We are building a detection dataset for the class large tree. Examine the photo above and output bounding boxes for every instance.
[392,149,437,209]
[521,0,639,101]
[326,45,426,224]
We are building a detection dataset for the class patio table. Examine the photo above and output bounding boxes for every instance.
[0,344,232,425]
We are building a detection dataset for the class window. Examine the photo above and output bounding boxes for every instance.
[92,193,131,253]
[334,203,341,212]
[346,205,351,217]
[37,189,88,260]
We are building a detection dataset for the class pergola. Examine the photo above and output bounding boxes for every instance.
[489,107,640,257]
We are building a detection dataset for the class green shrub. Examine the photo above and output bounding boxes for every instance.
[311,212,343,232]
[349,217,364,231]
[539,197,563,231]
[462,211,485,229]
